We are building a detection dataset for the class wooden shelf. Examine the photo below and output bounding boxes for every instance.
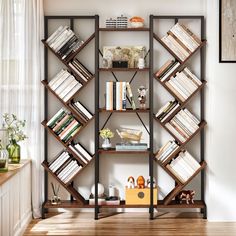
[157,200,205,208]
[99,108,150,113]
[99,28,150,32]
[98,148,150,154]
[163,161,207,205]
[99,68,150,72]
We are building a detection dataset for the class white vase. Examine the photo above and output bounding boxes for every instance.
[102,138,111,150]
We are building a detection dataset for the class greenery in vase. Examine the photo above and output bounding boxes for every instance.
[2,113,27,143]
[99,128,114,139]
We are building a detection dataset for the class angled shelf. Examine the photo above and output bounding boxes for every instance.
[99,68,150,72]
[99,108,150,113]
[98,148,150,154]
[99,27,150,32]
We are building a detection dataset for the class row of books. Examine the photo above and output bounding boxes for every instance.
[165,108,200,143]
[69,142,93,165]
[106,82,136,110]
[166,150,201,184]
[48,69,82,102]
[47,108,82,143]
[46,25,84,60]
[165,68,202,102]
[155,100,180,123]
[115,143,148,151]
[155,140,179,163]
[71,101,93,123]
[49,151,82,184]
[68,59,93,83]
[161,23,201,62]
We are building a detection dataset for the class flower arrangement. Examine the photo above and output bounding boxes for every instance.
[2,113,27,142]
[99,128,114,139]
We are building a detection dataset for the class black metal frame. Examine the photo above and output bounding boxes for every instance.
[151,15,206,219]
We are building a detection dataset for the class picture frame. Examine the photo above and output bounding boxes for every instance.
[219,0,236,62]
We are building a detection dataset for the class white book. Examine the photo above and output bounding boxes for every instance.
[170,26,197,52]
[69,62,88,82]
[63,166,82,183]
[54,31,75,52]
[174,157,192,179]
[50,153,71,173]
[51,29,72,50]
[156,101,172,118]
[161,145,179,163]
[48,69,67,87]
[165,123,186,143]
[47,26,67,44]
[161,103,180,123]
[46,108,65,127]
[176,156,195,177]
[62,83,82,102]
[174,114,197,134]
[60,162,79,181]
[159,142,178,161]
[165,81,185,102]
[172,76,191,97]
[181,151,201,170]
[73,60,92,79]
[58,79,78,99]
[116,82,121,110]
[183,108,200,125]
[178,154,198,173]
[167,34,190,58]
[170,158,189,181]
[170,119,190,138]
[178,110,199,130]
[168,79,188,100]
[50,71,71,91]
[156,140,173,159]
[106,82,113,110]
[75,102,93,120]
[75,143,92,161]
[122,82,126,110]
[69,145,88,164]
[60,121,79,140]
[49,27,70,48]
[58,161,77,179]
[166,165,186,184]
[175,73,196,95]
[183,67,202,86]
[161,62,180,82]
[54,75,75,95]
[49,152,68,170]
[178,71,198,90]
[162,36,186,61]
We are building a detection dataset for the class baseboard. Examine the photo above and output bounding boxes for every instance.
[14,210,32,236]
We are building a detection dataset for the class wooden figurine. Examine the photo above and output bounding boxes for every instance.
[136,176,145,188]
[176,190,195,204]
[127,176,135,189]
[138,86,148,109]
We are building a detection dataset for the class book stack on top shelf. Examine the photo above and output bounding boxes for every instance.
[166,150,201,184]
[46,25,84,61]
[165,108,200,144]
[46,108,82,143]
[48,69,83,102]
[49,151,83,184]
[161,22,201,62]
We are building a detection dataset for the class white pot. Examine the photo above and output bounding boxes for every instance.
[102,138,112,150]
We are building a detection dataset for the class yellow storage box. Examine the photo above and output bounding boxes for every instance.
[125,187,158,205]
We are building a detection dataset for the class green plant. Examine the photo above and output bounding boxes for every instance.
[99,128,114,139]
[2,113,27,142]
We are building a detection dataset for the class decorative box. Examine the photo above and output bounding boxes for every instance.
[112,60,128,68]
[125,187,158,205]
[116,15,128,28]
[106,18,116,28]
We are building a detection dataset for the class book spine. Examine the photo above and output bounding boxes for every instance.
[160,62,180,82]
[171,76,191,97]
[62,124,81,142]
[69,145,88,164]
[48,69,66,87]
[59,120,77,139]
[155,60,174,77]
[75,102,93,120]
[161,103,180,123]
[46,108,65,127]
[75,143,92,161]
[122,82,126,110]
[55,116,74,135]
[58,80,78,99]
[106,82,113,110]
[50,72,71,91]
[183,108,200,125]
[183,67,202,86]
[165,123,186,143]
[62,83,82,102]
[46,25,64,44]
[126,82,136,110]
[47,26,68,46]
[168,79,188,99]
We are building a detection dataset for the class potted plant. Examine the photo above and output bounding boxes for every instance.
[99,128,114,150]
[2,113,27,164]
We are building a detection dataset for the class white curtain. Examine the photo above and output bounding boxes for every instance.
[0,0,44,218]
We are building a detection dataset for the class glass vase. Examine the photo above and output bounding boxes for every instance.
[7,140,21,164]
[0,128,9,172]
[102,138,111,150]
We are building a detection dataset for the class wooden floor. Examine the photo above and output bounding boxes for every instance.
[24,212,236,236]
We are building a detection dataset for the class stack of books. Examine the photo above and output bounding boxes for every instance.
[68,59,93,83]
[155,100,180,123]
[161,23,201,62]
[155,60,180,82]
[166,150,201,184]
[46,108,82,143]
[69,142,93,165]
[46,25,84,60]
[71,101,93,123]
[155,140,179,163]
[48,69,82,102]
[115,143,148,151]
[165,67,202,102]
[165,108,200,143]
[49,151,82,184]
[106,82,135,110]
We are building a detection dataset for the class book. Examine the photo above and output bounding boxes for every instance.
[58,79,79,99]
[160,62,180,82]
[55,116,74,135]
[69,62,88,82]
[183,108,200,125]
[48,69,66,87]
[161,103,180,123]
[126,82,136,110]
[116,143,148,151]
[50,71,71,91]
[59,119,78,139]
[168,79,188,100]
[74,143,93,161]
[165,122,186,143]
[69,145,88,164]
[63,126,81,143]
[62,83,82,102]
[155,60,174,77]
[106,82,113,110]
[74,101,93,120]
[122,82,127,110]
[155,101,173,118]
[171,76,191,97]
[47,26,68,45]
[166,164,186,184]
[46,108,66,128]
[165,81,185,102]
[183,67,202,86]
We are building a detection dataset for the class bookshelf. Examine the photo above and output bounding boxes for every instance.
[41,14,207,220]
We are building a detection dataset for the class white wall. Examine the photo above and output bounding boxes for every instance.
[43,0,236,221]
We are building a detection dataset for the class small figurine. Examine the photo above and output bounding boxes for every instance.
[176,190,195,204]
[138,85,148,109]
[146,177,156,188]
[127,176,135,189]
[136,175,145,189]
